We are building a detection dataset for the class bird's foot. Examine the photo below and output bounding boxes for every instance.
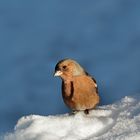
[84,109,89,115]
[69,110,78,115]
[70,110,90,115]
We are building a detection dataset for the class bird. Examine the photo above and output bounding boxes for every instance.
[54,58,100,114]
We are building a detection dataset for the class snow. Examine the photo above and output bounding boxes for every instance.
[3,96,140,140]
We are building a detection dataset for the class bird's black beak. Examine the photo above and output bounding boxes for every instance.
[54,70,63,77]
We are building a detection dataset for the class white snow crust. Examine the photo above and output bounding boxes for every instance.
[3,96,140,140]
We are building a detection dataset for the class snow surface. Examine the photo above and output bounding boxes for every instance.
[3,96,140,140]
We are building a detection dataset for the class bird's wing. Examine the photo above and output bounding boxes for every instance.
[84,71,98,94]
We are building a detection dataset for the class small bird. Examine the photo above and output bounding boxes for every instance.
[54,59,100,114]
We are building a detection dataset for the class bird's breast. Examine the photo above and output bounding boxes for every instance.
[62,81,74,100]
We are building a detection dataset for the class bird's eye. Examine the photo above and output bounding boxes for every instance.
[62,65,67,69]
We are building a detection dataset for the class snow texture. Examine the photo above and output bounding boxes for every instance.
[3,96,140,140]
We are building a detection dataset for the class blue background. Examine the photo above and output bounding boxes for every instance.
[0,0,140,134]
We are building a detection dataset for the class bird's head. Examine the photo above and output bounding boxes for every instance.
[54,59,85,80]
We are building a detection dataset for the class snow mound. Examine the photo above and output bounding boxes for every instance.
[3,96,140,140]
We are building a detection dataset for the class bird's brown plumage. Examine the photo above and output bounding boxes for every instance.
[54,59,100,114]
